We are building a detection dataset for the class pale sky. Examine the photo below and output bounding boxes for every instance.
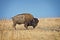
[0,0,60,19]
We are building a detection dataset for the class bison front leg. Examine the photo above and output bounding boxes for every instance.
[24,23,28,29]
[33,26,36,28]
[33,24,36,29]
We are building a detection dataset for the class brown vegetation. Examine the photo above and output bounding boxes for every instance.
[0,18,60,40]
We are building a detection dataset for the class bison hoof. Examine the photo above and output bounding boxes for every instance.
[33,26,36,29]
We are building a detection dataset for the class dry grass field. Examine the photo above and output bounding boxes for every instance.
[0,18,60,40]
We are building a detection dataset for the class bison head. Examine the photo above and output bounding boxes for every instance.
[27,18,39,28]
[32,18,39,28]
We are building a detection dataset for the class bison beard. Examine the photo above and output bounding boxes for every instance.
[12,13,39,30]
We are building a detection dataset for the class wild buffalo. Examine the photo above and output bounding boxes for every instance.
[12,13,39,29]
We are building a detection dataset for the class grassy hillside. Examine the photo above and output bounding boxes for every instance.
[0,18,60,40]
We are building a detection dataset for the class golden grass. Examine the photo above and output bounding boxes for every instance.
[0,18,60,40]
[38,18,60,27]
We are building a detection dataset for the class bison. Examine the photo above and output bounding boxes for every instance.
[12,13,39,29]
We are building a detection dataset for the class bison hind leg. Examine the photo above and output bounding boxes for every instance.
[13,23,16,30]
[24,23,28,29]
